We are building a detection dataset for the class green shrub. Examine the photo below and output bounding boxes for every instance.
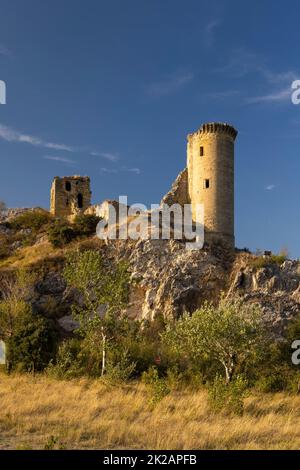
[46,338,83,379]
[142,366,170,406]
[208,374,248,416]
[104,350,136,385]
[7,311,57,373]
[255,373,288,393]
[251,253,287,269]
[9,210,52,232]
[0,235,10,259]
[47,221,77,247]
[73,214,101,236]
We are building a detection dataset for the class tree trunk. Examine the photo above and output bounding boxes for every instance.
[224,354,236,384]
[101,329,106,377]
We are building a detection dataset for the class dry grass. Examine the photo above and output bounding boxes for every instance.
[1,373,300,450]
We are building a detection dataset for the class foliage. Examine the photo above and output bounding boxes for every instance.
[47,220,77,247]
[6,310,57,373]
[73,214,101,236]
[46,338,83,379]
[104,350,136,385]
[251,250,288,269]
[8,209,52,232]
[162,296,268,383]
[63,249,130,376]
[142,366,170,406]
[0,268,36,340]
[208,374,248,416]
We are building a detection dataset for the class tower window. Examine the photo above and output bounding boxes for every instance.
[200,146,204,156]
[204,179,210,189]
[65,181,71,191]
[77,193,83,209]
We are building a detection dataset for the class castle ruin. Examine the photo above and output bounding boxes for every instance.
[50,176,91,220]
[50,122,237,247]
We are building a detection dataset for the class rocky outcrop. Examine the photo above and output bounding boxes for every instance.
[1,237,299,336]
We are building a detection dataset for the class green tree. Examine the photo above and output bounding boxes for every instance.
[163,296,267,383]
[7,310,57,372]
[63,249,130,376]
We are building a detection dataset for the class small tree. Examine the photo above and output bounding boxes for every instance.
[63,249,130,376]
[0,269,36,340]
[7,310,57,372]
[163,296,267,383]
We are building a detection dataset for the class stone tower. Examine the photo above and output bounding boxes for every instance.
[187,122,238,248]
[50,176,91,220]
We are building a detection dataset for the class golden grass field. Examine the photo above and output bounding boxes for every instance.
[0,372,300,450]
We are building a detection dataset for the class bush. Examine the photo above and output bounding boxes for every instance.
[208,374,248,416]
[73,214,101,236]
[46,338,83,379]
[7,311,57,373]
[255,373,288,393]
[47,221,77,247]
[104,350,136,385]
[9,209,52,232]
[142,366,170,406]
[251,252,287,269]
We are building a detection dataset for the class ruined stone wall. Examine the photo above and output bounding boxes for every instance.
[160,167,190,207]
[50,176,91,220]
[187,123,237,248]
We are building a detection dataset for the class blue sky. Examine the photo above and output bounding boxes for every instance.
[0,0,300,256]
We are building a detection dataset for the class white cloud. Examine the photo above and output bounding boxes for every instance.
[205,90,241,100]
[0,123,121,164]
[247,88,291,104]
[216,48,297,105]
[146,72,194,97]
[100,166,141,175]
[91,151,119,162]
[43,155,75,164]
[127,167,141,174]
[265,184,275,191]
[203,19,221,48]
[0,123,74,152]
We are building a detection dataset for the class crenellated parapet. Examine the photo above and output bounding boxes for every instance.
[187,122,238,143]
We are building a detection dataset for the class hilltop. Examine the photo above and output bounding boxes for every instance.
[0,208,299,337]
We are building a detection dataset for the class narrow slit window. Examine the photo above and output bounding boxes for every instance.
[204,179,210,189]
[65,181,71,191]
[200,146,204,156]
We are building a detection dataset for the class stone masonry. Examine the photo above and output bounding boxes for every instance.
[50,176,91,220]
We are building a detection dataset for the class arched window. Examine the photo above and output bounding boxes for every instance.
[77,193,83,209]
[65,181,71,191]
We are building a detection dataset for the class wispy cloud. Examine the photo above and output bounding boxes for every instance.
[0,123,121,164]
[43,155,75,164]
[265,184,276,191]
[146,72,194,97]
[205,90,241,100]
[100,166,141,175]
[247,88,291,104]
[90,151,119,162]
[127,167,141,174]
[0,124,74,152]
[203,19,221,48]
[216,48,296,105]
